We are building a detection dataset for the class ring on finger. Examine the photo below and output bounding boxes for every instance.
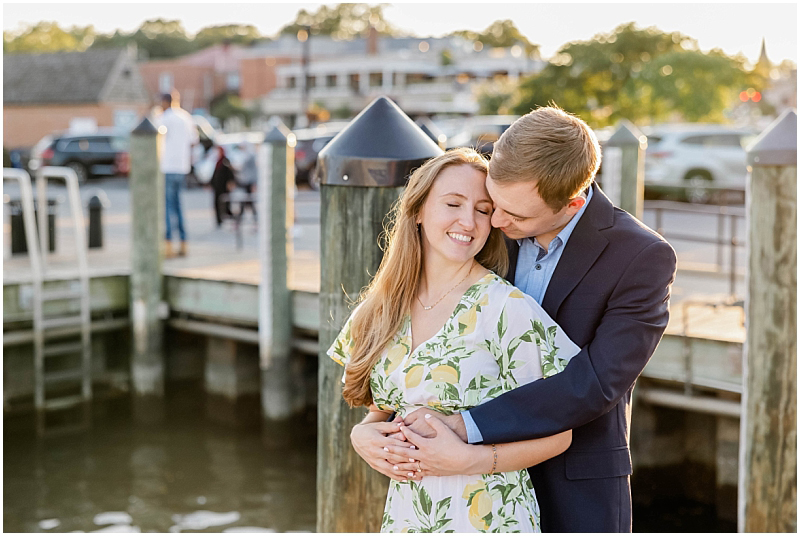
[417,462,422,472]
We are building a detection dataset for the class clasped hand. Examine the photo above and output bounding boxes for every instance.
[350,408,474,481]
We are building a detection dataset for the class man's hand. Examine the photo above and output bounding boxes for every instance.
[393,415,486,477]
[403,408,468,442]
[350,419,422,481]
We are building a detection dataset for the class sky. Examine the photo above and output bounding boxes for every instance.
[3,2,797,64]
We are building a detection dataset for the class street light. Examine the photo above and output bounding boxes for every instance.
[297,25,311,128]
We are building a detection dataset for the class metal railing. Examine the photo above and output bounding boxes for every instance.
[646,200,746,299]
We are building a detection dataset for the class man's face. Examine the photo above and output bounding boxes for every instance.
[486,175,584,246]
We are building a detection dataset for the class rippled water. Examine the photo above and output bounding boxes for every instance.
[3,382,316,532]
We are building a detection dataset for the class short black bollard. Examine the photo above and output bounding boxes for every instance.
[88,195,104,249]
[9,198,57,255]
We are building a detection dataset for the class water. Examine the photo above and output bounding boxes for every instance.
[3,382,316,533]
[4,381,734,532]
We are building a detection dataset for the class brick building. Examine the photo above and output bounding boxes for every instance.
[3,46,151,148]
[137,43,292,113]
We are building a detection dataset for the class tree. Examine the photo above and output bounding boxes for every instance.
[475,79,517,115]
[279,3,400,39]
[195,24,263,49]
[3,22,96,54]
[210,93,253,126]
[452,20,540,57]
[510,23,752,126]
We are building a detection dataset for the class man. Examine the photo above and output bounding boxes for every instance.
[351,106,677,532]
[157,91,198,258]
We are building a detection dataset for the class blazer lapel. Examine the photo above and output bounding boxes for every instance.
[541,184,614,317]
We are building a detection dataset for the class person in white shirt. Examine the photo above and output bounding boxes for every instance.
[157,91,198,257]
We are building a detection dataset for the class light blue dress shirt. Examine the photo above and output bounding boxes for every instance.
[462,188,593,444]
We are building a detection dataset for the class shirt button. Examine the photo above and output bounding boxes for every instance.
[535,264,542,270]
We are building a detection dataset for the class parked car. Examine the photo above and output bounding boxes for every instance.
[446,115,519,156]
[293,122,350,190]
[25,134,56,173]
[37,130,130,183]
[642,124,757,203]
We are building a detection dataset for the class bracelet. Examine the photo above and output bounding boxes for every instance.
[489,444,497,475]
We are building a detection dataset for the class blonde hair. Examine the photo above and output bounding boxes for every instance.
[490,106,601,211]
[342,148,508,407]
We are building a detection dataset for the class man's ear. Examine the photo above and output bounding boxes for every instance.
[566,196,586,214]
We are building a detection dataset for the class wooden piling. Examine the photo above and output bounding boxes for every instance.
[258,123,294,420]
[605,120,645,219]
[318,185,405,532]
[740,110,796,532]
[316,97,443,532]
[129,117,165,401]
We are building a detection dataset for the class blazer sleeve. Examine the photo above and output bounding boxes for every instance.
[469,240,678,444]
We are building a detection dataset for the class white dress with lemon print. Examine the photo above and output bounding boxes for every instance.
[328,273,580,533]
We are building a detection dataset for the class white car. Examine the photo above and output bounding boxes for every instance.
[642,124,757,203]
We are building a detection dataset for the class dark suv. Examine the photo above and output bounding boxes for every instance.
[293,122,349,190]
[39,130,130,183]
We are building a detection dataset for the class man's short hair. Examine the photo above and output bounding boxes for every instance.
[489,106,601,211]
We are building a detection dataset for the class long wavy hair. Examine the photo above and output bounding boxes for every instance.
[342,148,509,407]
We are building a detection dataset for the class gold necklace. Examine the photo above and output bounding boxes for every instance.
[417,264,473,311]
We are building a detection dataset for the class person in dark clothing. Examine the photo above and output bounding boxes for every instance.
[236,142,258,223]
[210,145,235,227]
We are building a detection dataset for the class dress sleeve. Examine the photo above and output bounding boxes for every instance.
[498,288,581,386]
[327,312,356,368]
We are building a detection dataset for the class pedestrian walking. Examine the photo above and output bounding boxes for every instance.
[236,142,258,224]
[157,91,198,258]
[210,145,236,227]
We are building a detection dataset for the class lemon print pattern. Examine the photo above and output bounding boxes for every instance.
[328,273,580,532]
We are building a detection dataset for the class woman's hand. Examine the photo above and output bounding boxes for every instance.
[394,415,490,477]
[350,416,422,482]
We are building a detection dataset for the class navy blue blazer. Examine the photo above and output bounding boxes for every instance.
[469,184,677,532]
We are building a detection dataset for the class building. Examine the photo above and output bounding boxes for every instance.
[3,46,150,148]
[260,32,544,124]
[137,43,293,115]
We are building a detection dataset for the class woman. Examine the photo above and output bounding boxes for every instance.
[328,148,579,532]
[210,145,235,227]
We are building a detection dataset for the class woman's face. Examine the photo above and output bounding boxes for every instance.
[417,164,493,267]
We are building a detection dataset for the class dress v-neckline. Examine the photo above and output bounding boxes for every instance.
[406,273,496,356]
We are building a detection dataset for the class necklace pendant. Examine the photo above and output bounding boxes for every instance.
[423,305,432,310]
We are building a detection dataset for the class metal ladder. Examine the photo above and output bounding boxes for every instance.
[4,167,93,436]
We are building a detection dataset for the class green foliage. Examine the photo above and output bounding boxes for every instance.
[279,3,400,39]
[330,103,353,119]
[452,20,539,57]
[475,79,517,115]
[440,48,453,66]
[510,23,755,126]
[210,93,253,126]
[194,24,262,49]
[3,22,96,53]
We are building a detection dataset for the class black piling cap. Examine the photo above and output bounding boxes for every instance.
[131,117,158,136]
[415,117,447,147]
[318,96,443,187]
[747,109,797,167]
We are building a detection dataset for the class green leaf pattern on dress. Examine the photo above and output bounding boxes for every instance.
[328,274,580,532]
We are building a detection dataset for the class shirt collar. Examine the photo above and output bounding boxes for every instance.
[516,186,594,249]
